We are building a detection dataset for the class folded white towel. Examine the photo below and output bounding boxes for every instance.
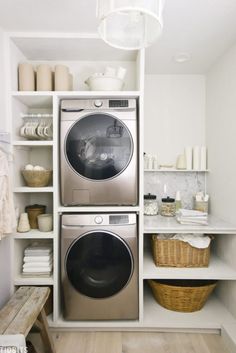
[178,209,208,217]
[24,248,52,256]
[23,266,52,273]
[177,218,208,226]
[23,255,52,262]
[23,261,52,268]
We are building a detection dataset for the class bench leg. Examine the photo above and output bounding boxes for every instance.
[37,308,56,353]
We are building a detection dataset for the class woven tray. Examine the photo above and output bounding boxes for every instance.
[151,235,211,267]
[148,279,217,312]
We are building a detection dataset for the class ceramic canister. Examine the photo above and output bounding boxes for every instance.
[18,63,35,91]
[36,64,53,91]
[37,213,53,232]
[54,65,70,91]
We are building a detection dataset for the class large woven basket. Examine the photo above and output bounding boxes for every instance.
[22,170,52,187]
[148,279,217,312]
[151,235,211,267]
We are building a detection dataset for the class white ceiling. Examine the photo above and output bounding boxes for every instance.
[0,0,236,74]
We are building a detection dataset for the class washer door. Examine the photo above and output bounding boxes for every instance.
[65,231,133,299]
[65,113,133,180]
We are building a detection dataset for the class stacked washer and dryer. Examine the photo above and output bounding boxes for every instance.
[60,98,139,320]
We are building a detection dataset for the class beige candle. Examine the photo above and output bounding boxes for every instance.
[54,64,70,91]
[18,62,35,91]
[36,64,52,91]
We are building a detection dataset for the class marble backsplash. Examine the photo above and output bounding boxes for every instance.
[144,172,206,209]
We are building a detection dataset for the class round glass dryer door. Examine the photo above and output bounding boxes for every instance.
[65,114,133,180]
[65,231,133,298]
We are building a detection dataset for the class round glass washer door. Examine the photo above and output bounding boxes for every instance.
[65,231,133,299]
[65,113,133,180]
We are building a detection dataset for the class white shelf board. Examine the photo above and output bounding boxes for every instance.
[14,275,54,286]
[58,206,141,213]
[14,229,54,239]
[13,140,53,146]
[143,248,236,280]
[14,186,54,193]
[144,215,236,234]
[143,286,236,330]
[144,169,209,173]
[12,92,53,108]
[57,91,141,98]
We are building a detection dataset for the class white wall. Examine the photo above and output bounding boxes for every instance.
[206,42,236,318]
[144,75,206,166]
[0,28,12,308]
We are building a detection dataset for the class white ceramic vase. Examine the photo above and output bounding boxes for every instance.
[17,213,30,233]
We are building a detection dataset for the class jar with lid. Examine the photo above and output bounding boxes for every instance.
[160,197,176,217]
[144,193,158,216]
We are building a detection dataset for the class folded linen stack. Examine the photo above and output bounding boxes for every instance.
[22,245,53,277]
[177,209,208,225]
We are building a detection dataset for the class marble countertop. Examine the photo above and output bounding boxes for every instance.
[144,215,236,234]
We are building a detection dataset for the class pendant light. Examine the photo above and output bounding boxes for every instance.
[97,0,165,50]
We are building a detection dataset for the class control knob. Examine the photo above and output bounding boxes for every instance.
[94,216,103,224]
[94,100,103,108]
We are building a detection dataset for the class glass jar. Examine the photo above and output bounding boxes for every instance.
[160,197,176,217]
[144,193,158,215]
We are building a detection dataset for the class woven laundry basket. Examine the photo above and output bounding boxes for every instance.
[148,279,217,312]
[151,235,211,267]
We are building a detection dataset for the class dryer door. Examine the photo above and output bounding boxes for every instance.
[65,114,133,180]
[65,231,134,298]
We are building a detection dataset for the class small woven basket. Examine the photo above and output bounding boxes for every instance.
[148,279,217,312]
[22,170,52,187]
[151,235,211,267]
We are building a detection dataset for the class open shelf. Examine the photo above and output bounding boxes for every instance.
[143,286,236,330]
[144,169,209,173]
[14,275,54,286]
[13,141,53,146]
[12,92,53,108]
[14,186,54,193]
[143,248,236,280]
[144,215,236,234]
[14,229,54,239]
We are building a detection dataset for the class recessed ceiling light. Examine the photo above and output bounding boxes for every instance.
[174,52,191,63]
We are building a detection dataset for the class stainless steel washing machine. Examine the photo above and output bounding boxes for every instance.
[61,213,139,320]
[60,98,138,206]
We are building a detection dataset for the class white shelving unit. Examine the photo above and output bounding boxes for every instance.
[6,32,236,334]
[144,169,209,173]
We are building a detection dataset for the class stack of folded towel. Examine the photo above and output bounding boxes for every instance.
[177,209,208,225]
[22,244,53,277]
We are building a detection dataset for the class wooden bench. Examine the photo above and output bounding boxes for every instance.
[0,286,55,353]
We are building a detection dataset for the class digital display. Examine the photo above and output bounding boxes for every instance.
[109,215,129,224]
[109,100,129,108]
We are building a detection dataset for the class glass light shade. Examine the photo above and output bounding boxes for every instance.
[97,0,165,50]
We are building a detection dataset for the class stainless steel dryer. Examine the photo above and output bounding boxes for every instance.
[61,213,138,320]
[60,98,137,206]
